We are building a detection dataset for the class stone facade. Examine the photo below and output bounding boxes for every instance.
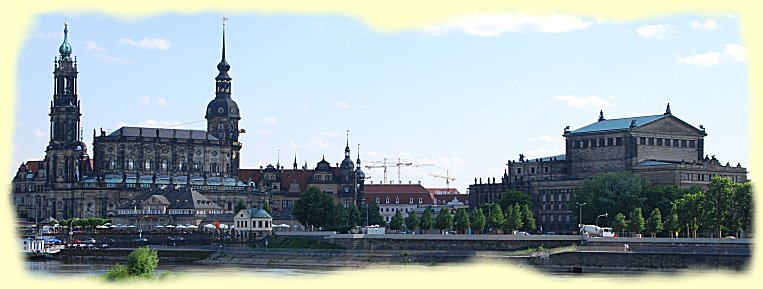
[470,107,748,234]
[10,23,365,224]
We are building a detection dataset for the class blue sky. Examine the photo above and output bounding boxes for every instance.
[11,12,749,192]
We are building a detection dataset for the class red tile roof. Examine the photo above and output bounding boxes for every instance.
[364,184,436,204]
[365,184,430,194]
[427,188,462,195]
[24,160,43,173]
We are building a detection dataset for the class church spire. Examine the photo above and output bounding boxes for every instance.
[356,144,361,167]
[345,130,351,158]
[215,17,231,96]
[665,103,672,115]
[59,21,72,60]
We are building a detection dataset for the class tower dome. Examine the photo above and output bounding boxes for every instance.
[59,22,72,59]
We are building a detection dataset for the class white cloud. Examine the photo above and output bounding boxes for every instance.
[636,24,673,39]
[117,119,184,128]
[529,134,559,143]
[525,147,565,159]
[689,20,718,30]
[32,31,63,39]
[119,37,172,50]
[94,54,135,66]
[32,129,46,139]
[289,139,329,150]
[322,131,340,137]
[139,95,169,106]
[334,101,351,110]
[255,129,272,136]
[84,41,106,52]
[256,117,277,124]
[676,43,747,67]
[425,12,592,37]
[553,94,613,108]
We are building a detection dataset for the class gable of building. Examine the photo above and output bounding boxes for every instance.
[633,115,706,137]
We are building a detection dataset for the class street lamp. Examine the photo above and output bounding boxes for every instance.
[485,202,494,234]
[596,213,608,227]
[138,215,148,240]
[576,202,587,228]
[69,218,77,243]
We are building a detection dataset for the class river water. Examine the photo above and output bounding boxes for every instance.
[24,259,335,277]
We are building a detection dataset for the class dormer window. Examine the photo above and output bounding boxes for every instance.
[395,197,399,204]
[385,197,390,204]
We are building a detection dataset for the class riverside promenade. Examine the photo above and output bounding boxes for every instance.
[54,233,751,274]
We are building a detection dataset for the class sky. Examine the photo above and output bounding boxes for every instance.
[11,12,749,193]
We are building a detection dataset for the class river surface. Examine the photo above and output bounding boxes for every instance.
[24,259,336,277]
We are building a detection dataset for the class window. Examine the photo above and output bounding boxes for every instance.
[590,139,597,147]
[657,138,663,146]
[409,198,414,203]
[395,197,399,204]
[574,141,580,149]
[161,160,168,171]
[673,139,679,147]
[375,197,380,203]
[145,160,151,170]
[689,140,696,148]
[544,167,549,173]
[648,138,654,145]
[127,159,134,170]
[681,140,687,147]
[599,138,605,147]
[418,198,423,204]
[640,137,646,145]
[582,140,588,148]
[607,138,614,146]
[616,137,623,145]
[531,167,535,174]
[385,197,390,204]
[516,168,522,174]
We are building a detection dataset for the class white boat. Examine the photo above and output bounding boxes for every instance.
[21,238,62,260]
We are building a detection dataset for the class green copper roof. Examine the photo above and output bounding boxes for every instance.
[59,22,72,59]
[569,114,666,135]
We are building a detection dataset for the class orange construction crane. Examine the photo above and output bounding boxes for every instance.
[429,170,456,191]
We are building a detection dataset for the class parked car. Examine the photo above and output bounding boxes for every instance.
[516,231,529,235]
[99,243,111,249]
[167,236,185,241]
[133,238,148,242]
[83,238,97,243]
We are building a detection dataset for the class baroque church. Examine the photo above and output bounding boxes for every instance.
[468,106,748,234]
[10,22,366,223]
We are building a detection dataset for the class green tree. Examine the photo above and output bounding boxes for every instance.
[293,186,337,230]
[572,172,646,223]
[646,208,663,237]
[665,203,680,238]
[510,204,524,234]
[453,208,471,234]
[420,207,434,233]
[628,208,645,235]
[434,207,453,233]
[677,191,706,238]
[104,246,160,281]
[346,203,362,227]
[498,189,531,211]
[522,203,536,233]
[234,199,247,213]
[361,202,385,226]
[612,213,628,237]
[405,210,419,233]
[261,200,272,214]
[728,182,753,238]
[470,208,486,234]
[706,176,734,237]
[389,210,405,232]
[126,246,159,276]
[487,203,505,234]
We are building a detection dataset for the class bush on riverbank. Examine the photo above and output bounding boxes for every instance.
[263,236,344,250]
[102,246,169,281]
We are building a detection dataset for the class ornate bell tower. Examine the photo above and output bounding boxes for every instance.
[205,18,242,178]
[45,22,86,186]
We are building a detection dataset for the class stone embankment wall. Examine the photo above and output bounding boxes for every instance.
[57,248,213,263]
[528,251,750,272]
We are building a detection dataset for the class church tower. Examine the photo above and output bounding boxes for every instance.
[205,19,241,177]
[45,22,86,186]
